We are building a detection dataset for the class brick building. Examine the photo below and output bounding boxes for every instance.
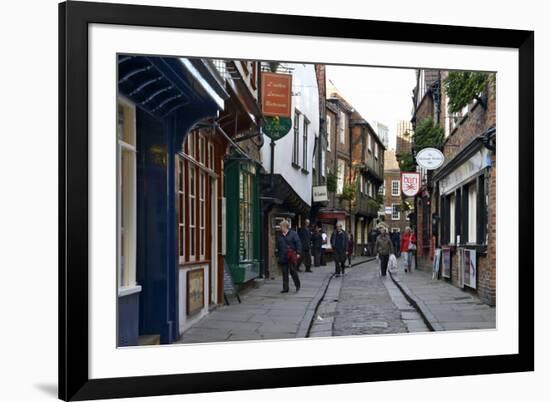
[382,149,413,233]
[410,69,497,306]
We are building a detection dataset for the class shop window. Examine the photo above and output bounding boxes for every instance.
[368,133,372,152]
[449,194,456,244]
[292,110,300,166]
[199,171,206,259]
[374,142,379,159]
[188,165,196,261]
[176,157,186,263]
[391,180,400,196]
[468,182,477,244]
[239,165,255,261]
[117,98,137,289]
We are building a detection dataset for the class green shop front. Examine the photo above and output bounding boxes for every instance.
[224,159,262,284]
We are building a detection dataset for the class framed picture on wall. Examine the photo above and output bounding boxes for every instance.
[59,1,533,400]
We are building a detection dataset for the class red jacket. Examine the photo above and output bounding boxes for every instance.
[400,232,416,252]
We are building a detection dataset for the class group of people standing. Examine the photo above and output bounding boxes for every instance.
[373,226,417,277]
[276,219,417,293]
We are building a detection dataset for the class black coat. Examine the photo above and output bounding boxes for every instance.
[311,232,323,250]
[331,230,348,255]
[297,227,312,251]
[276,230,302,264]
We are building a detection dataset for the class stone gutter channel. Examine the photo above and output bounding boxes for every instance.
[303,258,435,338]
[304,258,375,338]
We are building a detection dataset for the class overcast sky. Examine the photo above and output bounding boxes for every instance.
[326,65,417,150]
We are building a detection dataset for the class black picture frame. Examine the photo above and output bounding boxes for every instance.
[59,1,534,400]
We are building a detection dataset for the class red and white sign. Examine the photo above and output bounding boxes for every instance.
[401,172,420,197]
[261,72,292,117]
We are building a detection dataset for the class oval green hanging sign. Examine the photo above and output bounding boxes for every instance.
[263,116,292,141]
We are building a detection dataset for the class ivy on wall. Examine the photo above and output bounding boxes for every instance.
[413,117,445,151]
[443,71,489,114]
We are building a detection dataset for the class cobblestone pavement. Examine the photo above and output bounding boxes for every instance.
[333,260,409,336]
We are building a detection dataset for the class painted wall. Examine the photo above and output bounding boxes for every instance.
[261,63,320,206]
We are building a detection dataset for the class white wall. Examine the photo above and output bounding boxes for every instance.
[261,63,320,206]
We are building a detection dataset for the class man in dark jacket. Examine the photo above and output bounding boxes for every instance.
[374,226,394,277]
[297,219,312,272]
[368,228,380,256]
[275,219,302,293]
[331,223,348,277]
[311,226,323,267]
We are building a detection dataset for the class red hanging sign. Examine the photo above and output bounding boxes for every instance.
[261,72,292,118]
[401,172,420,197]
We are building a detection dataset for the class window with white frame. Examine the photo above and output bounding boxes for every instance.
[117,99,137,290]
[321,149,326,177]
[391,203,400,220]
[336,159,345,194]
[302,118,309,171]
[293,110,300,166]
[359,176,364,193]
[379,184,385,196]
[391,180,400,196]
[338,110,346,144]
[199,171,206,259]
[449,194,456,243]
[368,133,372,152]
[326,114,332,152]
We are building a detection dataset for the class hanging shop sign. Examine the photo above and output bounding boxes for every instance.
[312,186,328,202]
[401,172,421,197]
[416,147,445,170]
[263,116,292,140]
[261,72,292,117]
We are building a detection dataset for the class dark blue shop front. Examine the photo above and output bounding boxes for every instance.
[117,55,228,346]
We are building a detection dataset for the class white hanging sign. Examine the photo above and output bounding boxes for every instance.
[401,172,420,197]
[416,147,445,170]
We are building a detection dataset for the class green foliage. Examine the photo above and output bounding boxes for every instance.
[443,71,489,114]
[367,198,381,211]
[414,117,445,151]
[339,181,356,201]
[326,170,337,193]
[396,152,415,172]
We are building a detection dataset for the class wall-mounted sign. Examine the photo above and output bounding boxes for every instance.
[263,116,292,140]
[186,269,204,316]
[261,72,292,118]
[401,172,420,197]
[384,206,393,215]
[312,186,328,202]
[416,147,445,170]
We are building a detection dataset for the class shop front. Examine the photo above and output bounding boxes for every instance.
[117,55,229,345]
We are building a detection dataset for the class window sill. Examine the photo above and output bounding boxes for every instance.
[301,168,309,175]
[291,162,301,170]
[118,285,142,298]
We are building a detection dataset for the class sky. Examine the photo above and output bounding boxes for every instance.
[326,65,417,150]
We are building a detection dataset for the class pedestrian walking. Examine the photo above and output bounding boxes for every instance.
[400,226,416,273]
[374,227,394,277]
[390,229,401,258]
[275,220,302,293]
[320,229,329,266]
[311,226,323,267]
[347,233,354,267]
[297,219,312,272]
[367,227,379,256]
[331,223,348,277]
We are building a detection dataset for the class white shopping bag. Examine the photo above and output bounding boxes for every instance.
[388,254,397,273]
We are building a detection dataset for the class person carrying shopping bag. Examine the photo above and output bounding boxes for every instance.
[374,227,394,277]
[275,220,302,293]
[400,227,417,273]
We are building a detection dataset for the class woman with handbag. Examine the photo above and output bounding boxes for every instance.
[275,220,302,293]
[400,227,417,273]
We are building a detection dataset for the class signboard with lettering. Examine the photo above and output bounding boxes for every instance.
[416,147,445,170]
[441,247,451,278]
[263,116,292,140]
[261,72,292,117]
[186,269,204,315]
[401,172,420,197]
[312,186,328,202]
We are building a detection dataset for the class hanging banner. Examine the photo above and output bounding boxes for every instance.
[261,72,292,118]
[401,172,420,197]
